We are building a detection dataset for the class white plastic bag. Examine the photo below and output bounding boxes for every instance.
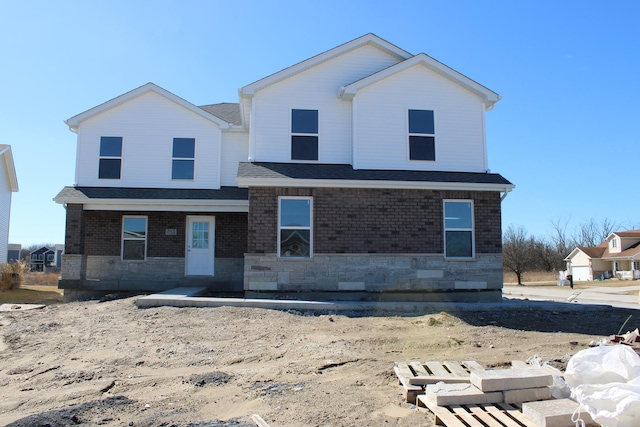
[565,345,640,427]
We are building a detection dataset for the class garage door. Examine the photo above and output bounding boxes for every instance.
[571,266,591,281]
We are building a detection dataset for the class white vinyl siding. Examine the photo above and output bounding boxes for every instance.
[353,65,487,172]
[0,167,11,263]
[251,44,402,164]
[220,132,249,186]
[75,91,223,189]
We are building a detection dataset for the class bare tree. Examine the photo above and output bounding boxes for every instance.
[573,218,619,247]
[503,225,536,285]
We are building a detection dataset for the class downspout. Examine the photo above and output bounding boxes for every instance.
[500,187,512,202]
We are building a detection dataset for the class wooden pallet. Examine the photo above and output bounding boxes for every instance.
[394,360,484,403]
[421,400,538,427]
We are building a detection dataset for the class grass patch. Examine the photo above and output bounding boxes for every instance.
[0,286,63,305]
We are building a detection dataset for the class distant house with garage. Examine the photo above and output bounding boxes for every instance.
[54,34,514,302]
[565,230,640,281]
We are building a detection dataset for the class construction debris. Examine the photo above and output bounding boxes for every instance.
[394,359,598,427]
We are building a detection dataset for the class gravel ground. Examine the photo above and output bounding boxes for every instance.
[0,296,636,426]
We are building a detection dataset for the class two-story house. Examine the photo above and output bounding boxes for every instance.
[565,230,640,281]
[55,34,514,302]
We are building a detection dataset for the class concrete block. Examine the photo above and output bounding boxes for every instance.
[523,398,595,427]
[338,281,365,291]
[470,368,553,392]
[248,281,278,291]
[503,386,552,404]
[454,280,488,289]
[425,383,502,406]
[417,270,444,279]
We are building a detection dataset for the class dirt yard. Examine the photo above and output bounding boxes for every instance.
[0,295,636,427]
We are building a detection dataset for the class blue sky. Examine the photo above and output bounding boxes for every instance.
[1,1,638,246]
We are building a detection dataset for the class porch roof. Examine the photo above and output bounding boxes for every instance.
[53,186,249,212]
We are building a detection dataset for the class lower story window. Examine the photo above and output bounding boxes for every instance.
[444,200,474,258]
[122,216,147,260]
[278,197,312,258]
[634,261,640,270]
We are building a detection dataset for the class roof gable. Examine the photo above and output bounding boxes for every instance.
[239,34,411,97]
[564,246,606,261]
[0,145,18,192]
[66,83,231,131]
[339,53,500,109]
[30,247,53,255]
[608,230,640,240]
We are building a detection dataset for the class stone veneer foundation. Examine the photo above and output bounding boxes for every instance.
[244,253,503,302]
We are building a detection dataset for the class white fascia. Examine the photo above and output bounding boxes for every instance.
[237,177,514,193]
[55,198,248,213]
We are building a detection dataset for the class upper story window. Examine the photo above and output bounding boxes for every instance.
[278,197,313,258]
[122,216,147,260]
[612,238,618,248]
[99,136,122,179]
[291,109,318,161]
[172,138,195,180]
[444,200,474,258]
[408,110,435,161]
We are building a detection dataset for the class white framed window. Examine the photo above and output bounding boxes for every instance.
[634,261,640,270]
[278,197,312,258]
[612,238,618,248]
[291,109,318,161]
[99,136,122,179]
[172,138,195,180]
[443,200,474,259]
[408,109,435,161]
[122,216,147,260]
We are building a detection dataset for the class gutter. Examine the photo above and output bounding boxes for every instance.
[500,187,513,202]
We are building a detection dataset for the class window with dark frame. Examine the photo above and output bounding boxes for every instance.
[172,138,195,180]
[278,197,312,258]
[408,109,435,161]
[444,200,474,258]
[99,136,122,179]
[291,109,318,161]
[122,216,147,261]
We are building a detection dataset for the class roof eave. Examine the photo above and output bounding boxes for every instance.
[237,177,513,192]
[66,83,231,130]
[338,53,500,108]
[53,196,249,212]
[0,146,19,192]
[240,33,412,97]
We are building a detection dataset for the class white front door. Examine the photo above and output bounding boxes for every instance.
[186,216,215,276]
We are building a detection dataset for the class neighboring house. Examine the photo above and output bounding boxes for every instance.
[30,247,55,271]
[7,243,21,263]
[0,145,18,264]
[29,245,65,271]
[54,34,514,302]
[565,231,640,281]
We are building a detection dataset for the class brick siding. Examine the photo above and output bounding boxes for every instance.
[248,187,502,255]
[64,204,85,255]
[71,210,246,258]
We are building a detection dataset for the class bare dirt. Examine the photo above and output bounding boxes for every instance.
[0,296,636,427]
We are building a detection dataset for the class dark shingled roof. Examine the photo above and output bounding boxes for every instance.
[238,162,513,186]
[199,103,242,126]
[55,186,248,201]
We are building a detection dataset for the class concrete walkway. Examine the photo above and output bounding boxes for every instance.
[503,284,640,310]
[135,285,640,314]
